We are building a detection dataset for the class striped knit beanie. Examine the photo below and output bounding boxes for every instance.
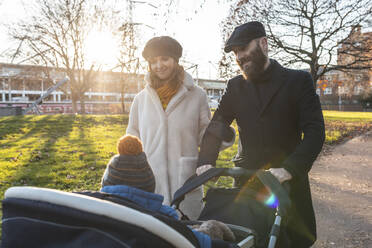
[101,135,155,193]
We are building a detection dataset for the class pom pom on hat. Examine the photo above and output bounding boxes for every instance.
[117,135,143,155]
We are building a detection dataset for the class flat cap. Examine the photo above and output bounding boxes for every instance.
[224,21,266,53]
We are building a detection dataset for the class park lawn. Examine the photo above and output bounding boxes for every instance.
[0,111,371,192]
[323,111,372,144]
[323,110,372,122]
[0,115,129,196]
[0,110,371,231]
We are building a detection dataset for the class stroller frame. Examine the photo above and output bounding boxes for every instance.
[172,168,291,248]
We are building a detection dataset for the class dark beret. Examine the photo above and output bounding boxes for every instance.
[224,21,266,53]
[142,36,183,62]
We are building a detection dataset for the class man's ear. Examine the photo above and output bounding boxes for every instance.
[259,37,268,55]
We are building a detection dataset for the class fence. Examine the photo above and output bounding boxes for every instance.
[0,106,23,116]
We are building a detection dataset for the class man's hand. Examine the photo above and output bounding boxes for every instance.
[196,164,213,176]
[268,168,292,184]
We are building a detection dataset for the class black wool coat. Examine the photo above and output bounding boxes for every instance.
[198,60,325,247]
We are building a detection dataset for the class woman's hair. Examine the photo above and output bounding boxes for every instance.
[149,62,185,90]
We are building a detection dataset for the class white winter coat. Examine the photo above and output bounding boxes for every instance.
[126,72,211,219]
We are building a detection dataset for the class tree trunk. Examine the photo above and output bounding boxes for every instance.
[71,92,78,114]
[80,95,86,115]
[120,92,126,114]
[310,64,318,88]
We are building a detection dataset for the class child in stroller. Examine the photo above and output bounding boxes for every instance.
[100,134,236,247]
[1,135,238,248]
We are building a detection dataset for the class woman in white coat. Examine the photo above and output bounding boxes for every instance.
[126,36,211,220]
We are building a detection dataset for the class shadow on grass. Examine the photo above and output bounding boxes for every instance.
[1,115,126,194]
[1,115,77,192]
[71,116,103,189]
[2,115,73,147]
[0,115,50,143]
[0,115,31,138]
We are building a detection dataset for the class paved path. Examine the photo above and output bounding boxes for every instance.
[310,131,372,247]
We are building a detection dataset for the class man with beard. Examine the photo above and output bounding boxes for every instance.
[196,21,325,247]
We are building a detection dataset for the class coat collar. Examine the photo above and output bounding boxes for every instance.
[243,59,287,117]
[144,71,195,116]
[258,59,287,116]
[144,71,195,90]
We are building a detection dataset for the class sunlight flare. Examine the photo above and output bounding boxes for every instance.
[85,30,120,67]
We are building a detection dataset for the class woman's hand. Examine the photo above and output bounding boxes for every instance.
[196,164,213,176]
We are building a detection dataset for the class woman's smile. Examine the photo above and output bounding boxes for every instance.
[149,56,176,80]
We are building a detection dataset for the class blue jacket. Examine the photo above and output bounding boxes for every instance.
[101,185,211,248]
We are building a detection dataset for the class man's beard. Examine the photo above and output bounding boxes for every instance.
[237,45,267,82]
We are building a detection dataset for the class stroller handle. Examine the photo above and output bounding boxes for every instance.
[172,167,291,216]
[220,167,257,178]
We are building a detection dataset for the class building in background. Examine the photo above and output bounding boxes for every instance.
[0,63,227,114]
[0,63,143,114]
[316,25,372,111]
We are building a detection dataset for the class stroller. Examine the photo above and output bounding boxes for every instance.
[1,168,290,248]
[171,167,291,248]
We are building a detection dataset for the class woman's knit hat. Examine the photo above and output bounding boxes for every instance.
[142,36,183,62]
[101,135,155,193]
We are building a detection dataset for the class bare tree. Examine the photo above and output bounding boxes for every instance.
[7,0,107,113]
[112,0,204,114]
[220,0,372,85]
[115,21,141,114]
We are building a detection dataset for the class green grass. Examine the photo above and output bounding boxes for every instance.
[0,111,371,235]
[0,111,371,193]
[323,111,372,144]
[0,115,128,197]
[323,110,372,122]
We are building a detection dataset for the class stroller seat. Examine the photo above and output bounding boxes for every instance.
[1,186,199,248]
[172,168,292,248]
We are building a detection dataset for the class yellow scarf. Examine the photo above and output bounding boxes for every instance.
[156,83,179,110]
